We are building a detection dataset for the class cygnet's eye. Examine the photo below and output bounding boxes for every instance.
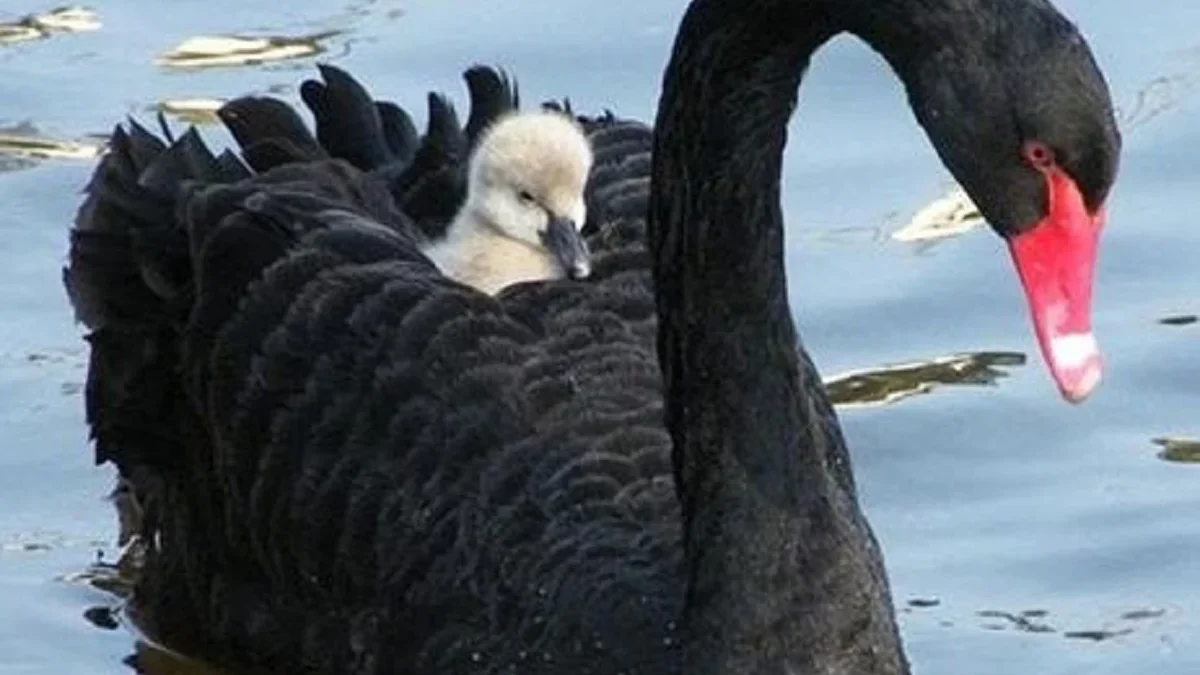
[517,190,536,205]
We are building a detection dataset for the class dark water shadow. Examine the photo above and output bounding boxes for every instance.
[901,597,1172,645]
[1157,314,1197,327]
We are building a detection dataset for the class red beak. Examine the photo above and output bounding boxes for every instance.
[1007,169,1105,404]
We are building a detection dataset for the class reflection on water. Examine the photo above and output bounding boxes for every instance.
[125,641,230,675]
[155,99,227,126]
[974,607,1167,642]
[2,531,105,554]
[1153,437,1200,464]
[0,121,102,171]
[901,600,1173,645]
[154,83,299,126]
[977,609,1056,634]
[0,152,35,173]
[155,32,340,70]
[70,538,229,675]
[0,6,99,46]
[891,186,983,245]
[1158,314,1197,326]
[76,541,1178,675]
[824,351,1027,409]
[1116,53,1200,132]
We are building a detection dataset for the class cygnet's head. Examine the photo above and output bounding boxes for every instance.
[466,110,593,279]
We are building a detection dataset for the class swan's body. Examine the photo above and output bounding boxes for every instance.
[64,0,1119,673]
[423,110,593,294]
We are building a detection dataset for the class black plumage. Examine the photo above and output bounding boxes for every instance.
[69,63,673,675]
[63,0,1122,673]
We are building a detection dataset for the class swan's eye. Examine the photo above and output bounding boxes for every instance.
[1022,141,1056,170]
[517,190,536,204]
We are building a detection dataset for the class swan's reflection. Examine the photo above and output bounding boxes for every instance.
[824,350,1027,409]
[125,640,231,675]
[78,552,231,674]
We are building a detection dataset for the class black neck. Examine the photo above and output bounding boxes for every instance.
[649,1,921,673]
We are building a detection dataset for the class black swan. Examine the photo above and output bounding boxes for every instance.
[63,0,1120,673]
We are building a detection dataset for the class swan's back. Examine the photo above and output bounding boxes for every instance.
[66,67,700,674]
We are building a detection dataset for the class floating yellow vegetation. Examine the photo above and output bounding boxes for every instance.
[155,97,227,125]
[891,186,983,244]
[0,121,103,163]
[0,5,100,45]
[155,32,337,69]
[824,350,1026,409]
[1153,437,1200,464]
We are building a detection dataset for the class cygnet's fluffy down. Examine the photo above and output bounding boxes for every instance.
[423,110,594,295]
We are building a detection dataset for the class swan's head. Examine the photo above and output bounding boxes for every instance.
[894,7,1121,404]
[466,110,593,280]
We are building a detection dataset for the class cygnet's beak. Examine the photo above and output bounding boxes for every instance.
[541,217,591,280]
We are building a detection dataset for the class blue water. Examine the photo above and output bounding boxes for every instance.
[1,0,1196,673]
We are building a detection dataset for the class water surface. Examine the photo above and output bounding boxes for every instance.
[1,0,1197,673]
